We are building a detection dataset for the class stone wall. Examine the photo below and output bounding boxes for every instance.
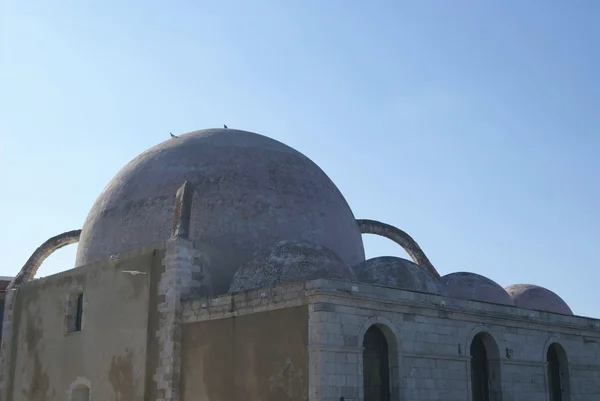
[153,237,202,401]
[305,279,600,401]
[0,278,12,341]
[186,278,600,401]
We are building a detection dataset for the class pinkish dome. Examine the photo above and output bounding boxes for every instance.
[505,284,573,315]
[440,272,513,306]
[76,129,365,294]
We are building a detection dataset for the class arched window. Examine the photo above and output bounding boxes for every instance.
[469,332,502,401]
[470,334,490,401]
[71,385,90,401]
[547,343,570,401]
[363,325,390,401]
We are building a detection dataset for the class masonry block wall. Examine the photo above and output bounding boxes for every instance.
[306,279,600,401]
[155,238,201,401]
[175,278,599,401]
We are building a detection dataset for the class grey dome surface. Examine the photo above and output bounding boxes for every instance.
[76,129,365,294]
[353,256,441,294]
[229,240,356,292]
[440,272,513,306]
[505,284,573,315]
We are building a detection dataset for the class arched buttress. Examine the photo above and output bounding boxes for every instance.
[356,219,440,280]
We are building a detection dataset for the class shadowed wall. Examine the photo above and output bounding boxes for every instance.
[181,306,309,401]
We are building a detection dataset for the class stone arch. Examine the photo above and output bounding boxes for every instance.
[0,230,81,399]
[357,316,401,401]
[357,316,402,351]
[11,230,81,288]
[541,337,567,363]
[356,219,440,279]
[67,377,91,401]
[466,326,503,401]
[464,325,500,357]
[543,338,571,401]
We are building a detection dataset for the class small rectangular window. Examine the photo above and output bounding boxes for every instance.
[72,387,90,401]
[66,292,84,334]
[75,293,83,332]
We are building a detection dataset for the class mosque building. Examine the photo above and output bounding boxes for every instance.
[1,128,598,401]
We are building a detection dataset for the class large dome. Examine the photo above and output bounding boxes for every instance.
[76,129,365,294]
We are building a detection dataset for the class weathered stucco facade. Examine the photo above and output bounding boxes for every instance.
[5,247,163,401]
[181,306,309,401]
[1,128,598,401]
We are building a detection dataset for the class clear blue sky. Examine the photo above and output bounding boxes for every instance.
[1,1,599,317]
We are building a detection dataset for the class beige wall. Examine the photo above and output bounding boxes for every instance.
[181,306,309,401]
[7,247,164,401]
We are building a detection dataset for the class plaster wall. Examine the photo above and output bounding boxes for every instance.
[181,306,309,401]
[6,248,163,401]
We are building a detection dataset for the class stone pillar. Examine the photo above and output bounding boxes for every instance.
[308,302,363,401]
[309,344,363,401]
[0,287,16,401]
[154,182,202,401]
[155,238,197,401]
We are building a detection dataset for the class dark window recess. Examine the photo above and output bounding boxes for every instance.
[547,344,563,401]
[363,326,390,401]
[470,334,490,401]
[75,293,84,332]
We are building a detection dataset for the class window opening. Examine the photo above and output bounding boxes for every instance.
[66,291,84,334]
[470,334,490,401]
[547,343,569,401]
[75,293,83,332]
[71,385,90,401]
[363,325,390,401]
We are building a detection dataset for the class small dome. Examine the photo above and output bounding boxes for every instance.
[229,240,356,292]
[76,129,365,294]
[505,284,573,315]
[353,256,441,294]
[440,272,513,306]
